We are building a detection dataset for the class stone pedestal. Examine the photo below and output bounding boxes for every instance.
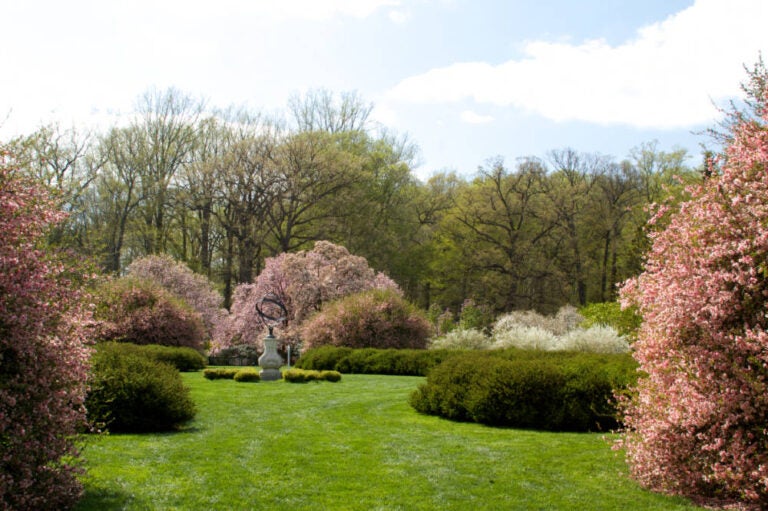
[258,334,283,381]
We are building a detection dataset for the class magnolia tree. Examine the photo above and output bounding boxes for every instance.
[618,86,768,505]
[126,254,227,339]
[0,148,93,509]
[213,241,399,353]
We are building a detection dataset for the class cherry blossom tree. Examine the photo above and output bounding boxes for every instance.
[213,241,399,353]
[618,77,768,506]
[0,147,93,509]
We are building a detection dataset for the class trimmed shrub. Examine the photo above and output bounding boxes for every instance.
[293,346,353,371]
[300,288,433,350]
[295,347,456,376]
[428,328,491,350]
[283,368,342,383]
[203,368,240,380]
[233,368,260,382]
[410,350,637,431]
[86,343,197,433]
[106,343,207,371]
[93,277,207,351]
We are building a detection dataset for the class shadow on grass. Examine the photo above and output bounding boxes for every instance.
[76,484,139,511]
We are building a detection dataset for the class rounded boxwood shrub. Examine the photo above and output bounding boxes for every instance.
[233,368,261,382]
[299,288,433,350]
[86,343,197,433]
[284,368,342,383]
[410,350,636,431]
[202,368,240,380]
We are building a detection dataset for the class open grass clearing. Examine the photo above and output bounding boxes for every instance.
[76,372,704,510]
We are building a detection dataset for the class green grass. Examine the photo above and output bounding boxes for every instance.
[76,372,704,511]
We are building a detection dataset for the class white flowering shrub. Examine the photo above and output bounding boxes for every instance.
[553,325,630,354]
[553,305,585,335]
[490,325,558,351]
[492,305,584,337]
[428,328,492,350]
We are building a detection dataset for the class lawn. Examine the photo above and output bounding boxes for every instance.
[76,372,704,511]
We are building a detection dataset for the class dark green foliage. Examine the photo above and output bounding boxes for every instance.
[202,368,240,380]
[579,302,642,341]
[103,343,207,371]
[233,368,260,382]
[410,350,638,432]
[283,368,342,383]
[295,346,457,376]
[86,343,197,433]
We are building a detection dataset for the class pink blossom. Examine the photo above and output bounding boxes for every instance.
[618,98,768,508]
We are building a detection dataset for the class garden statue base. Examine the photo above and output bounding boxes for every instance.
[258,334,283,381]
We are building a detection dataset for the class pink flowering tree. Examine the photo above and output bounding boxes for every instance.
[213,241,400,353]
[126,254,227,340]
[618,80,768,506]
[0,147,93,509]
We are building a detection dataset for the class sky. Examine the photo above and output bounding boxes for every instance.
[2,0,767,180]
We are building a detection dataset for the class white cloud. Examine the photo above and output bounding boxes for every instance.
[388,9,412,24]
[386,0,768,129]
[460,110,494,124]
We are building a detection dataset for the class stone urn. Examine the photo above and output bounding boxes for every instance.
[258,334,283,381]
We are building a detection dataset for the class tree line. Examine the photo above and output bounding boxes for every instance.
[9,87,704,313]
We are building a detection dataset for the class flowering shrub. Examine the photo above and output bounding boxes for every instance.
[214,241,400,353]
[554,326,630,354]
[617,80,768,506]
[490,325,556,351]
[93,277,207,351]
[428,328,492,350]
[299,288,432,350]
[126,255,226,339]
[493,305,584,337]
[0,148,94,510]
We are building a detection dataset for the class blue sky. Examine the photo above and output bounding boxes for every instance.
[2,0,767,179]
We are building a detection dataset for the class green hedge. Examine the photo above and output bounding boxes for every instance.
[86,343,197,433]
[233,368,261,382]
[203,368,242,380]
[295,346,456,376]
[93,342,206,371]
[283,368,342,383]
[409,350,638,432]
